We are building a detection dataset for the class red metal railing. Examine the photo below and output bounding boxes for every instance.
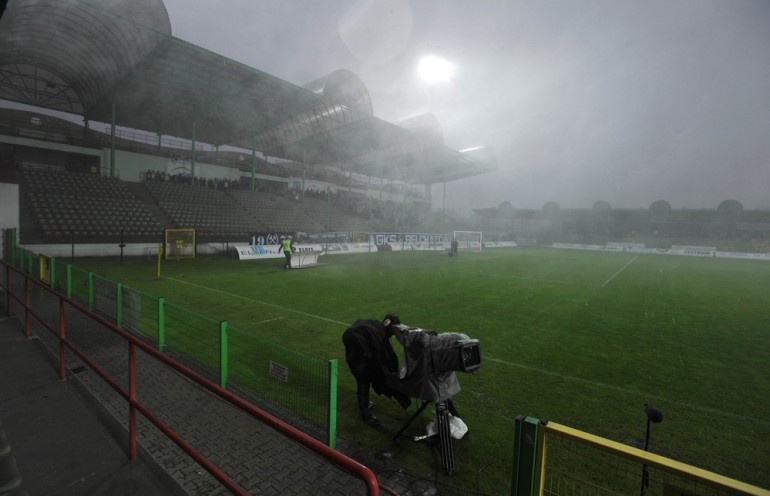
[1,260,380,495]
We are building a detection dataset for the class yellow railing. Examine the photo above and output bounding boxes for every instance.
[512,416,770,496]
[540,422,770,496]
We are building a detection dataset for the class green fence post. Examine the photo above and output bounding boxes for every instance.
[10,229,18,267]
[50,257,56,289]
[157,297,165,351]
[66,264,72,298]
[13,239,19,268]
[2,228,11,263]
[116,283,123,328]
[512,415,540,496]
[219,320,228,388]
[327,359,338,449]
[88,272,94,311]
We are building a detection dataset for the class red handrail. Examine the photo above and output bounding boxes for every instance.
[1,260,380,495]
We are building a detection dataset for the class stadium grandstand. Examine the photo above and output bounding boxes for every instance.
[0,0,496,253]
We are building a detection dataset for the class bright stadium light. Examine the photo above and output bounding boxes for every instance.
[417,55,455,83]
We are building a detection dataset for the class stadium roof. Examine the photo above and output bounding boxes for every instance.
[0,0,495,184]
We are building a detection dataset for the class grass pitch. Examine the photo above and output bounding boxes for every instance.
[73,248,770,494]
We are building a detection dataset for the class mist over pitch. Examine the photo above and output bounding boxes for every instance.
[156,0,770,212]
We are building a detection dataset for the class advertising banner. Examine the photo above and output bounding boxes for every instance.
[233,244,325,267]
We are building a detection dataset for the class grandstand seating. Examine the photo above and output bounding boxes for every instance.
[21,168,162,243]
[227,189,371,233]
[18,167,430,246]
[143,181,259,241]
[295,196,367,232]
[226,189,310,233]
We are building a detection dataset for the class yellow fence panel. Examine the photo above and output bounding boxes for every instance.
[537,421,770,496]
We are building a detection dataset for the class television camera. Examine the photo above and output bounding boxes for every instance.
[389,323,481,402]
[388,321,482,475]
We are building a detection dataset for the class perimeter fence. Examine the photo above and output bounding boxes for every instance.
[3,236,338,448]
[512,416,770,496]
[1,231,378,495]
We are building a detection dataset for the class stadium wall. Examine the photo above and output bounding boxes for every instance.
[111,149,243,183]
[552,242,770,261]
[0,183,19,231]
[0,132,247,184]
[20,239,767,262]
[109,149,167,181]
[0,183,19,259]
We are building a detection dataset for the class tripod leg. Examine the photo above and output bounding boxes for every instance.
[446,398,459,417]
[393,400,430,440]
[436,401,455,476]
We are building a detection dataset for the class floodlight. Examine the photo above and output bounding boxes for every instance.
[417,55,455,83]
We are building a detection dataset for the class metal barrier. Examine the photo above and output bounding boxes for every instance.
[1,259,379,495]
[512,416,770,496]
[32,250,338,448]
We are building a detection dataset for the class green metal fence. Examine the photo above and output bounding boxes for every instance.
[92,273,119,323]
[1,231,339,447]
[121,286,163,344]
[227,326,337,447]
[69,264,91,304]
[163,300,222,374]
[12,245,36,275]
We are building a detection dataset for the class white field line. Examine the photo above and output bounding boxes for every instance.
[164,276,349,326]
[255,317,284,325]
[601,255,638,287]
[486,357,770,427]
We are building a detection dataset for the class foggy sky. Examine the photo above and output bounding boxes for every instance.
[161,0,770,213]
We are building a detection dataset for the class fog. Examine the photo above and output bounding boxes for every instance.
[163,0,770,213]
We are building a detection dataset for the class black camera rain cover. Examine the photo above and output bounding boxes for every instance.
[393,326,463,402]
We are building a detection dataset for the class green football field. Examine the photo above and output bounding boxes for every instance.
[72,247,770,494]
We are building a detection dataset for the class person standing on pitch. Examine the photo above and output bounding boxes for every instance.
[342,314,411,426]
[279,235,295,269]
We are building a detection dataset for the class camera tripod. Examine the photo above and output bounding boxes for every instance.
[394,399,458,475]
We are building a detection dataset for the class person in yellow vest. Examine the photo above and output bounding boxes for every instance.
[279,235,295,269]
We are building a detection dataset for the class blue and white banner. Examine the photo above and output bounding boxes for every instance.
[368,232,454,245]
[234,244,283,260]
[233,244,326,262]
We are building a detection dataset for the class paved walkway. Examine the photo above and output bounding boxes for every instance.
[0,316,186,496]
[0,292,446,495]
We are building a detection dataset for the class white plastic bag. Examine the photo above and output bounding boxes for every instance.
[422,414,468,440]
[449,415,468,439]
